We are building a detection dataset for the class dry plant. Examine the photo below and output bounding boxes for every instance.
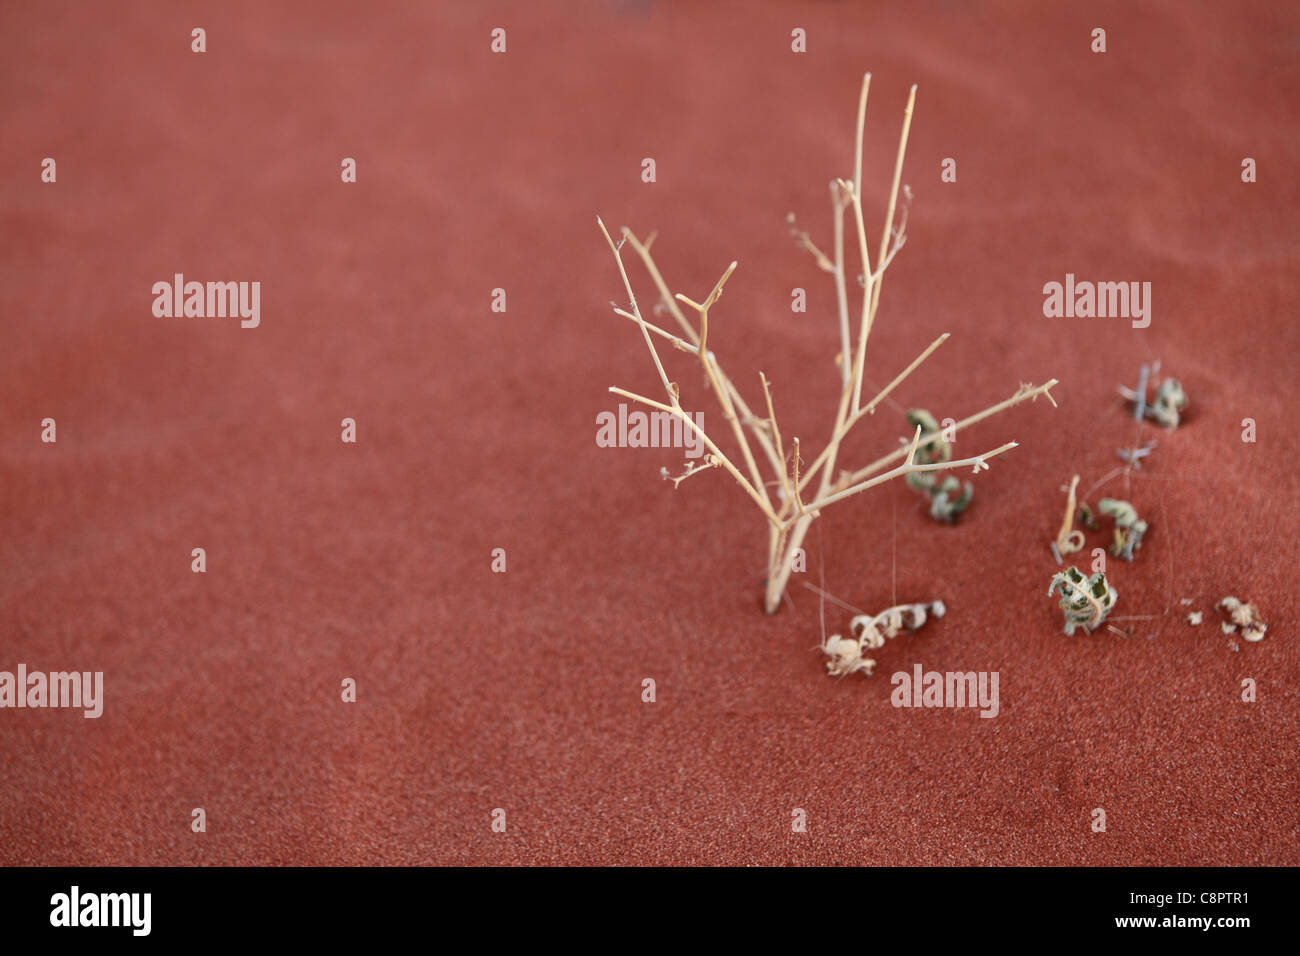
[598,74,1059,614]
[822,599,945,677]
[1051,474,1087,564]
[1217,597,1267,642]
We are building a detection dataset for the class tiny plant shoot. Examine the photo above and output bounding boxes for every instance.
[598,75,1059,614]
[1098,498,1148,562]
[904,409,973,523]
[1119,361,1188,429]
[1049,567,1117,635]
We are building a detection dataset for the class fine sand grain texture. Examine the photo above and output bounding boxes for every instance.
[1,0,1296,864]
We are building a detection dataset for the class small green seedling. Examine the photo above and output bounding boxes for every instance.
[927,475,972,523]
[904,409,973,523]
[1148,378,1187,428]
[1049,566,1118,635]
[1098,498,1147,561]
[1119,362,1187,429]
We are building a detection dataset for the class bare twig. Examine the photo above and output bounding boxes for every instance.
[759,372,792,505]
[608,385,780,525]
[797,442,1019,519]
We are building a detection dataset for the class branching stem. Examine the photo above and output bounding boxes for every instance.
[597,77,1059,614]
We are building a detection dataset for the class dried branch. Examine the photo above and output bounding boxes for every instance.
[608,385,780,525]
[596,75,1060,615]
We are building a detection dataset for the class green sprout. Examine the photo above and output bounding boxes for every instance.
[903,409,973,524]
[1048,566,1118,635]
[1098,498,1148,561]
[1119,362,1188,429]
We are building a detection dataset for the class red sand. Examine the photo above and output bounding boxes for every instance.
[1,1,1297,865]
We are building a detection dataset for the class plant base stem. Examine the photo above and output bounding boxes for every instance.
[765,513,817,614]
